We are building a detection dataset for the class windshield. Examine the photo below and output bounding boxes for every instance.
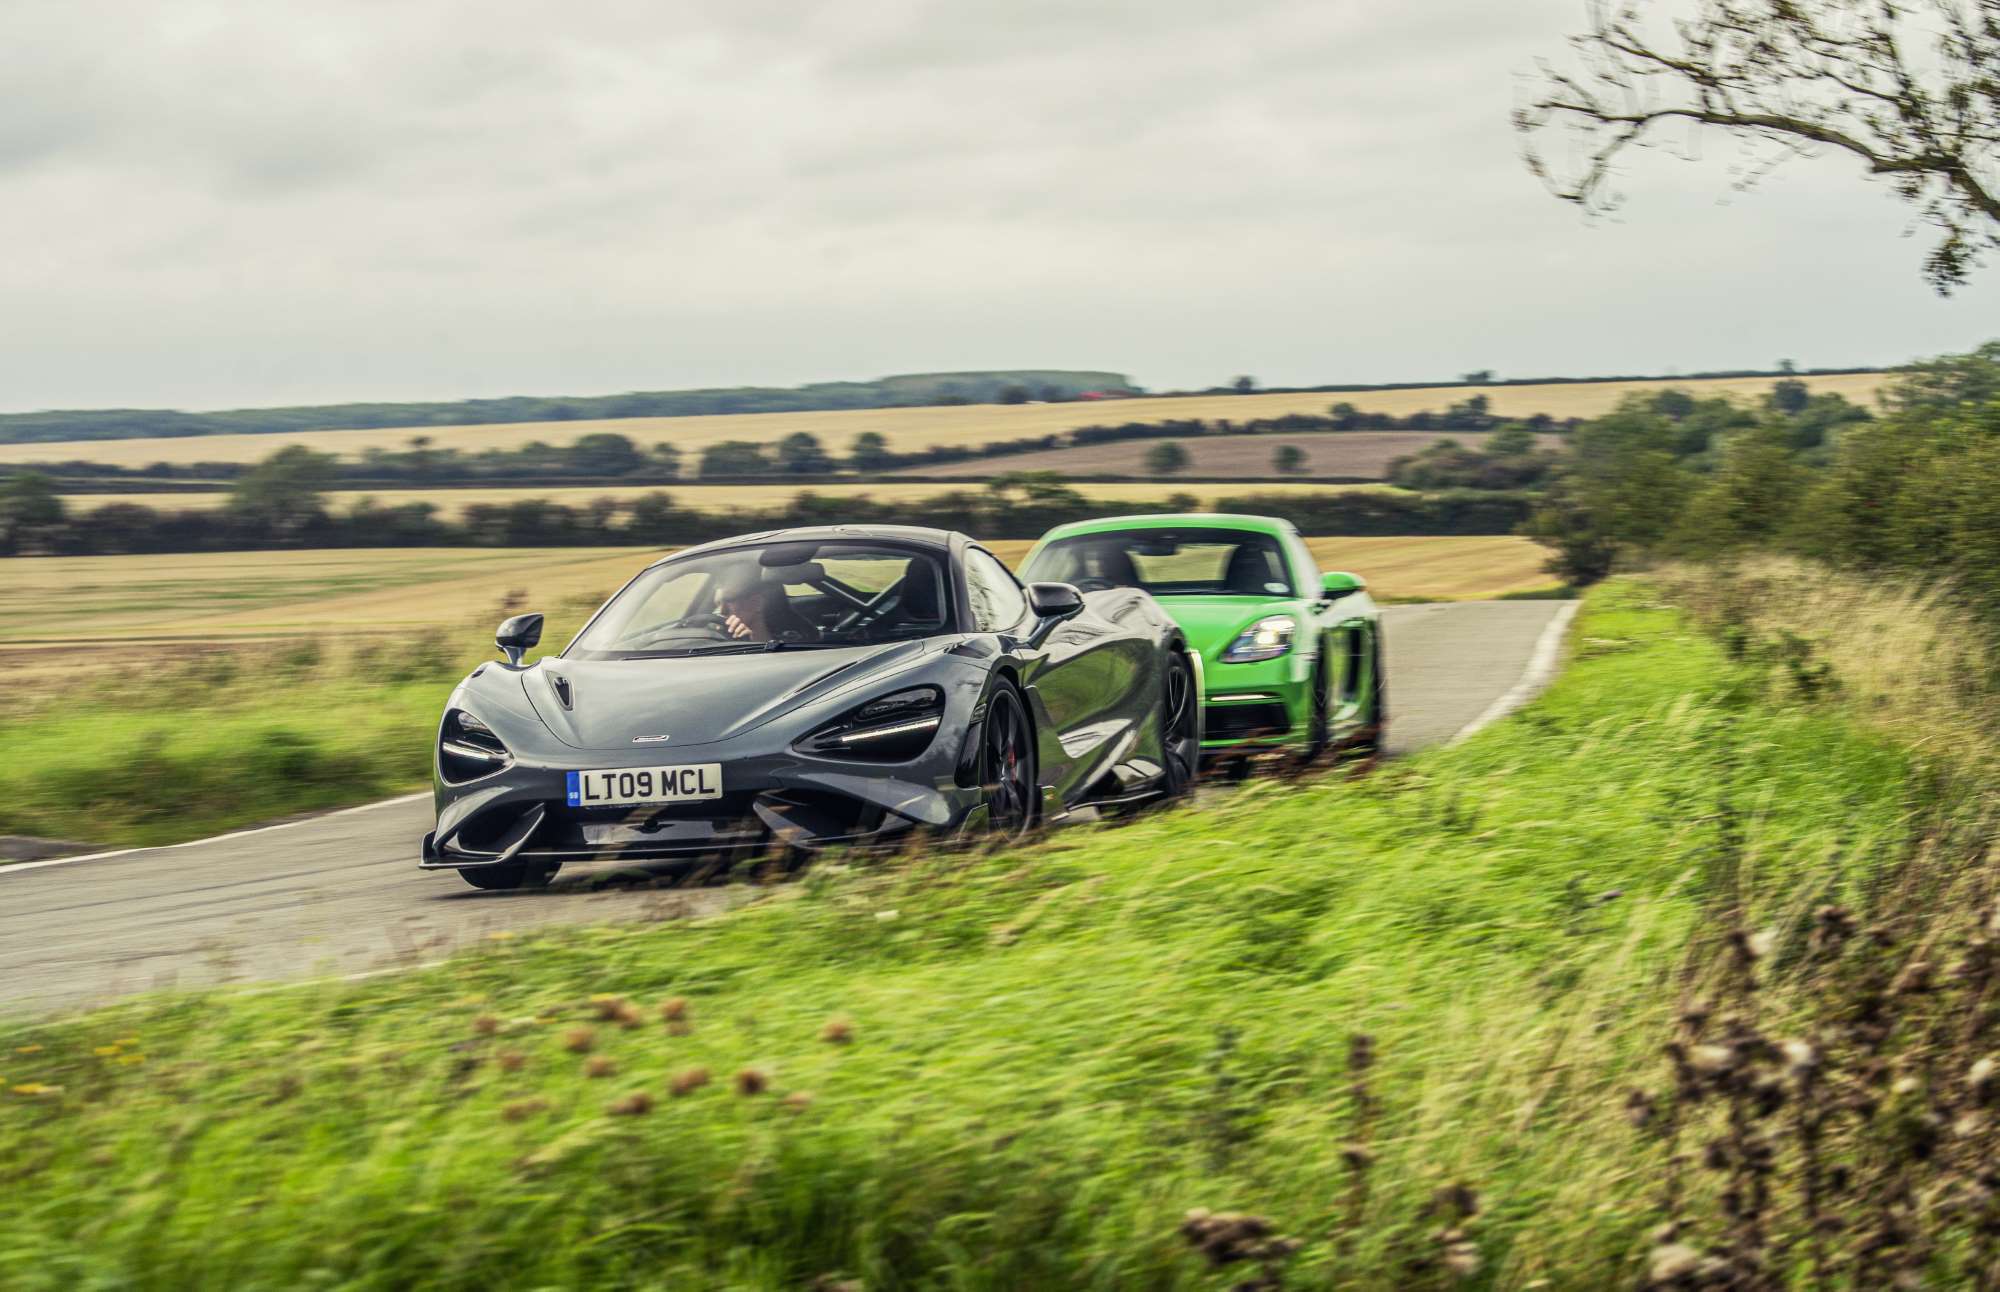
[1024,529,1296,598]
[567,540,954,659]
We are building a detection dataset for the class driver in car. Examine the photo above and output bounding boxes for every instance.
[715,567,815,642]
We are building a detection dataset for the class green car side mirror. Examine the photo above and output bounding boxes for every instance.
[1320,571,1365,600]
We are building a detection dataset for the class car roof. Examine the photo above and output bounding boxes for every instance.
[646,524,965,569]
[1033,513,1295,543]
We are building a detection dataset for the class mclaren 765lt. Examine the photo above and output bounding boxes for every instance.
[421,525,1201,888]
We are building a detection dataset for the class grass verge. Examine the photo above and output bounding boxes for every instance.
[0,579,1938,1287]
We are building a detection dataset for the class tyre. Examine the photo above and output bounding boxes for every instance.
[979,681,1038,836]
[1158,649,1200,801]
[1352,630,1389,755]
[1298,658,1330,764]
[457,860,560,891]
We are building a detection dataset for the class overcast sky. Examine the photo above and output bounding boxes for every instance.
[2,0,1994,412]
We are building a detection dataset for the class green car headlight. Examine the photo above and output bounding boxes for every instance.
[1220,615,1296,663]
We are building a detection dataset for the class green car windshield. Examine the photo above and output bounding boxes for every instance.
[1026,529,1295,598]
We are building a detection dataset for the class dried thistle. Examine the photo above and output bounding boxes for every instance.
[670,1066,711,1097]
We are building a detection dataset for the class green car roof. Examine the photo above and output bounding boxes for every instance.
[1032,513,1295,542]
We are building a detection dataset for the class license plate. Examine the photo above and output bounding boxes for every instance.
[566,764,723,807]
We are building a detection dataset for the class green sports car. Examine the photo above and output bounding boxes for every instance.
[1020,514,1386,765]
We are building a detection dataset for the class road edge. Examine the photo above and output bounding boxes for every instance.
[1445,599,1580,746]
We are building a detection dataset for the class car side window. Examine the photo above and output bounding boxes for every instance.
[964,549,1029,632]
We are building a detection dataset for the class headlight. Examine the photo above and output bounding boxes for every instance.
[440,709,512,783]
[1220,615,1296,663]
[797,686,944,762]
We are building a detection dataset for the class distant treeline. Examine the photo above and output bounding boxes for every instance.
[0,363,1882,448]
[0,370,1133,446]
[0,472,1535,556]
[1213,364,1882,397]
[19,396,1572,488]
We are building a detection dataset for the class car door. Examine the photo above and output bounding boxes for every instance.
[964,546,1145,805]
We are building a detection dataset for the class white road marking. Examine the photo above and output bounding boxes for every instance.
[0,792,431,876]
[1447,600,1580,745]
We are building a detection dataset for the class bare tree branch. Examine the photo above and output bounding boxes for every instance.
[1518,0,2000,291]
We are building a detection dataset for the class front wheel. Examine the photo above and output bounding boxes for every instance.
[457,860,560,891]
[1158,650,1200,801]
[979,682,1038,836]
[1351,630,1389,755]
[1297,659,1330,764]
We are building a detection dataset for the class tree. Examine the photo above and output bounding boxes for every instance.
[1144,441,1191,476]
[998,385,1031,405]
[1462,369,1495,385]
[776,432,832,475]
[564,433,644,477]
[1231,375,1258,394]
[0,471,64,554]
[229,445,336,534]
[1518,0,2000,291]
[1769,378,1811,415]
[848,431,893,472]
[1886,340,2000,412]
[1273,444,1308,476]
[699,441,771,477]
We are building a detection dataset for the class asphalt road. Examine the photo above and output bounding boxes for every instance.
[1,600,1574,1016]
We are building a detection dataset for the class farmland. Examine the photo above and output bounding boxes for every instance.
[0,371,1889,469]
[0,537,1555,664]
[53,480,1400,519]
[884,428,1562,479]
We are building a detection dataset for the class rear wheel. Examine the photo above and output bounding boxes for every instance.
[1352,629,1389,755]
[1158,650,1200,801]
[979,683,1038,836]
[457,860,559,891]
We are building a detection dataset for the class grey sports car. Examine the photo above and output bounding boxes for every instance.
[421,525,1201,889]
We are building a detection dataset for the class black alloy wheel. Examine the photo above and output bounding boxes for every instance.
[1299,658,1331,764]
[980,684,1037,835]
[1159,651,1200,799]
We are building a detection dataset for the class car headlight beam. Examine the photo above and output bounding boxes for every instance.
[1220,615,1297,664]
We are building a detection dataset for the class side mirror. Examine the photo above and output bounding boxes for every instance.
[1023,581,1084,646]
[496,612,544,667]
[1320,572,1366,600]
[1027,581,1085,620]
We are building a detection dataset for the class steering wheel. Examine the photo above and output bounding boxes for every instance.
[623,613,735,649]
[1070,576,1116,592]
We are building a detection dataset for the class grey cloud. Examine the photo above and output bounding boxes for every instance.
[0,0,1990,412]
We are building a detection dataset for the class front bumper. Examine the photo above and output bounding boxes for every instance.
[422,752,983,870]
[1199,653,1310,751]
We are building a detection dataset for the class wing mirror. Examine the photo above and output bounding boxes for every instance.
[496,612,544,667]
[1024,581,1084,646]
[1320,572,1366,601]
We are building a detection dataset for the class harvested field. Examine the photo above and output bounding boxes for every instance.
[0,372,1888,469]
[0,536,1554,670]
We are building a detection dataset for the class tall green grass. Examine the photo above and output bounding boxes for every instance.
[0,624,579,849]
[0,583,1928,1288]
